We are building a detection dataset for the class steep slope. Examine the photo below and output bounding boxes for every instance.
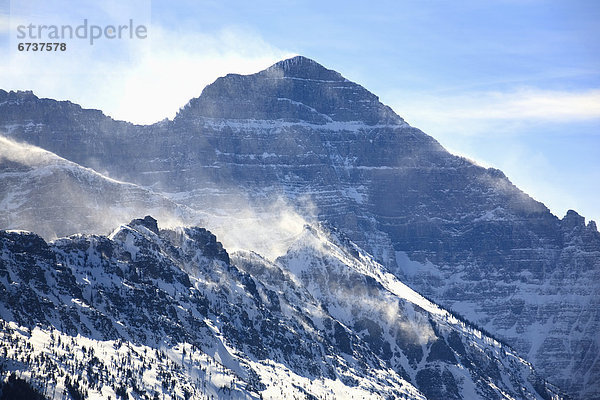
[236,225,561,400]
[0,217,559,399]
[1,56,598,398]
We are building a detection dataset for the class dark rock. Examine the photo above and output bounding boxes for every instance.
[129,215,159,234]
[426,339,457,364]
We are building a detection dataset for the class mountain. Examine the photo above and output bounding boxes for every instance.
[0,217,559,399]
[1,56,599,398]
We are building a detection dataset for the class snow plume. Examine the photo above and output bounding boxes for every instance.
[195,194,314,261]
[332,280,437,346]
[0,135,62,166]
[0,135,194,239]
[280,225,438,345]
[474,166,549,215]
[0,134,314,253]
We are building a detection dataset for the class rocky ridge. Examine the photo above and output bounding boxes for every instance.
[0,217,559,399]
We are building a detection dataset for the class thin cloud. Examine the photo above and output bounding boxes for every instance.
[393,88,600,134]
[467,89,600,120]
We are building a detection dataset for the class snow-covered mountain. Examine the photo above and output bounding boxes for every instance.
[1,56,598,398]
[1,216,559,399]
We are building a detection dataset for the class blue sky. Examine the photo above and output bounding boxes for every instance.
[1,0,599,223]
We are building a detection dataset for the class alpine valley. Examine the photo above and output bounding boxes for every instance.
[1,56,598,400]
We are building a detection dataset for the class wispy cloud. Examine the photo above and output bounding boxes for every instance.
[392,88,600,134]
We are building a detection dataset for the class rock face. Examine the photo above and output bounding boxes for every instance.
[1,56,599,398]
[0,218,558,399]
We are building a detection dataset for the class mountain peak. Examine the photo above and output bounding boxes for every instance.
[176,55,402,125]
[263,56,346,82]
